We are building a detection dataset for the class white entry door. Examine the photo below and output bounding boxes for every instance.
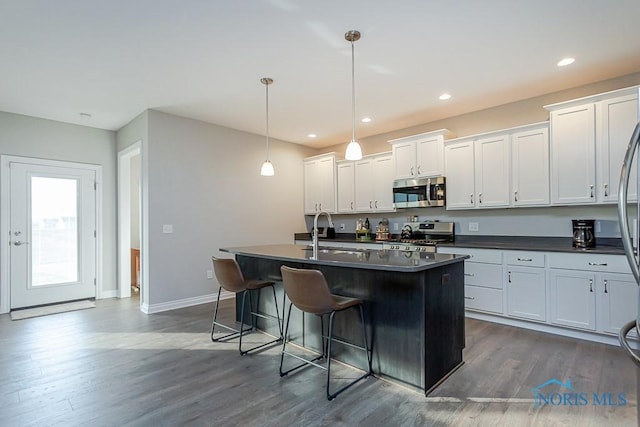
[9,161,96,309]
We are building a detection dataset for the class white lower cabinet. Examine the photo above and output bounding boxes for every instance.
[507,267,546,322]
[505,250,547,322]
[440,246,636,342]
[548,269,596,330]
[598,273,638,336]
[440,247,504,314]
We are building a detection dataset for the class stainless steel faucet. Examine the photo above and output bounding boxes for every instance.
[312,211,333,259]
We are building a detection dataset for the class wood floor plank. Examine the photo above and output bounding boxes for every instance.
[0,296,636,426]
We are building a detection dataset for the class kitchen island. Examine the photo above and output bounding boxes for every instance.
[220,244,469,395]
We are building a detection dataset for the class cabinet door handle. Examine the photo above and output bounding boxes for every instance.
[369,200,372,209]
[464,273,475,277]
[470,193,474,204]
[604,183,608,197]
[417,165,421,175]
[318,203,322,211]
[315,203,318,211]
[589,278,593,292]
[588,262,608,266]
[508,272,511,283]
[478,193,482,204]
[410,166,414,176]
[375,200,378,208]
[514,191,518,202]
[517,258,533,262]
[604,279,608,294]
[350,201,354,210]
[464,296,475,300]
[590,185,594,198]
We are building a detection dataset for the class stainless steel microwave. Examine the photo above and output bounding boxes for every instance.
[392,177,446,208]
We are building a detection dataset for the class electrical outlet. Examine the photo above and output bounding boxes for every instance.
[339,223,345,230]
[206,270,213,279]
[162,224,173,234]
[595,221,601,233]
[394,223,399,231]
[469,222,479,232]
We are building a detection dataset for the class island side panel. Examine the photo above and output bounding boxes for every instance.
[422,262,465,394]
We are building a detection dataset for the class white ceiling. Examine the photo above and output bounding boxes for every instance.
[2,1,640,148]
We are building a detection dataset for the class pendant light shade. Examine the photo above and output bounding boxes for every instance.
[260,77,275,176]
[345,30,363,161]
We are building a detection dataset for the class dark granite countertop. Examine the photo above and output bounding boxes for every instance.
[221,244,468,272]
[293,233,625,255]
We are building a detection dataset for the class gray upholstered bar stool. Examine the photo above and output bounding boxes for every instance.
[210,256,283,355]
[279,265,372,400]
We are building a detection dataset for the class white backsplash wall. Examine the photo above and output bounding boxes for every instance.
[307,204,635,239]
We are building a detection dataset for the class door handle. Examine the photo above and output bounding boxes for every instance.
[13,241,29,246]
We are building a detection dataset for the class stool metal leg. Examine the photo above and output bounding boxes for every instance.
[325,304,372,401]
[239,285,284,356]
[211,288,252,342]
[280,302,323,376]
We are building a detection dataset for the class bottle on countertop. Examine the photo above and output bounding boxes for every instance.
[364,218,370,230]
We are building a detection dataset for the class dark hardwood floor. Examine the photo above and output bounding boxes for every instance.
[0,296,637,426]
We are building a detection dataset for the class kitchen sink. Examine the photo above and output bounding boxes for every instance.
[301,247,370,255]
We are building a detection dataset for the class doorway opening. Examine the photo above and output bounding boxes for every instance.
[117,142,142,306]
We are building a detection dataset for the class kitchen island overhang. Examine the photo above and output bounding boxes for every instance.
[220,244,469,395]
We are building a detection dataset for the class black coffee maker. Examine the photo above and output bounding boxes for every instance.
[572,219,595,248]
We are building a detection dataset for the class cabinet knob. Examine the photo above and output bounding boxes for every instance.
[514,191,518,202]
[604,279,608,294]
[589,278,593,292]
[517,258,533,262]
[478,193,483,204]
[590,185,594,198]
[588,262,607,266]
[464,296,475,300]
[604,183,608,197]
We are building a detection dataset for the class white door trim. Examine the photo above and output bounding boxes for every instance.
[117,142,141,301]
[0,155,103,314]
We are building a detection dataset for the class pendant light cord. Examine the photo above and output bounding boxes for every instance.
[265,81,270,160]
[351,39,356,143]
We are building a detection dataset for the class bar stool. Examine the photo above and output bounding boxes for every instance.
[279,265,372,400]
[210,256,283,355]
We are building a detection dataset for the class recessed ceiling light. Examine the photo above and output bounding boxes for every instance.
[79,112,92,119]
[361,117,372,123]
[439,93,452,101]
[307,133,317,138]
[557,57,575,67]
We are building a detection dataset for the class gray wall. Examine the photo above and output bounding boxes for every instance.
[121,110,316,309]
[0,111,117,300]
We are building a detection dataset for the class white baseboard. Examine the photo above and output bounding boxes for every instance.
[98,290,117,299]
[143,290,236,314]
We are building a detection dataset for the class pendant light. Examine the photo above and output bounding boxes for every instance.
[260,77,275,176]
[345,30,363,161]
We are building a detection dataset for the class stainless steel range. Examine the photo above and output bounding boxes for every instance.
[382,220,454,252]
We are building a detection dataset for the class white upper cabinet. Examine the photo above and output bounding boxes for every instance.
[389,129,455,179]
[511,124,550,206]
[354,153,395,213]
[596,92,639,203]
[474,134,510,208]
[549,103,597,205]
[444,138,475,209]
[336,160,355,213]
[546,86,639,205]
[303,153,338,214]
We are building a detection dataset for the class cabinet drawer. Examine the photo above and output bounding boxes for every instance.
[548,252,630,274]
[504,251,545,268]
[464,262,503,289]
[451,247,502,264]
[465,285,503,314]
